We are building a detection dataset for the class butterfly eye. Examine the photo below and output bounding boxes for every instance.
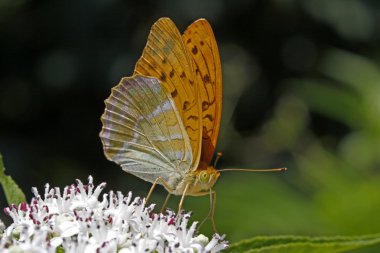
[199,171,210,183]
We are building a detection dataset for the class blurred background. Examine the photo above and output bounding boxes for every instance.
[1,0,380,249]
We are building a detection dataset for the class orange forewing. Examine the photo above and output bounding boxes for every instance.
[182,19,222,169]
[133,18,203,170]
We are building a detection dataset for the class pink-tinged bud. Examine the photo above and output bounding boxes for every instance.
[19,202,28,212]
[168,218,175,225]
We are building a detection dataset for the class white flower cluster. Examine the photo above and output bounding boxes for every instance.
[0,176,228,253]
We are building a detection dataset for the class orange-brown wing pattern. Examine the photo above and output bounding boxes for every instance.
[134,18,203,171]
[182,19,222,169]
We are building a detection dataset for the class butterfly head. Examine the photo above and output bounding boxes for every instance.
[189,166,220,195]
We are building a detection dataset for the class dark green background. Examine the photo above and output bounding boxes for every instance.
[1,0,380,247]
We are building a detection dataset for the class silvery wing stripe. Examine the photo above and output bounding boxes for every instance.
[102,114,145,137]
[104,96,141,125]
[127,85,173,159]
[100,75,193,189]
[126,76,192,176]
[131,76,187,162]
[146,99,172,120]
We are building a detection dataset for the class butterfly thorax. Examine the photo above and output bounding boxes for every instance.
[172,166,220,196]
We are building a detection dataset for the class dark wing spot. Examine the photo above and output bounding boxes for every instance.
[200,41,204,46]
[187,38,191,44]
[160,72,166,82]
[148,61,158,69]
[180,71,186,78]
[187,115,199,121]
[204,114,213,121]
[203,74,210,83]
[162,58,167,64]
[192,46,198,54]
[202,101,210,111]
[171,89,178,98]
[203,126,213,136]
[169,69,174,78]
[186,125,198,132]
[183,101,190,111]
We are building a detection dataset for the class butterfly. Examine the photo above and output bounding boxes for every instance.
[100,18,285,232]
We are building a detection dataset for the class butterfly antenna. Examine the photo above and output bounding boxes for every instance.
[213,152,287,172]
[213,152,223,167]
[218,167,287,172]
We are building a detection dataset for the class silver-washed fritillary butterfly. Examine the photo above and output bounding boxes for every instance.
[100,18,286,232]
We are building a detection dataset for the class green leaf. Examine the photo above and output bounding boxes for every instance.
[226,234,380,253]
[0,153,26,205]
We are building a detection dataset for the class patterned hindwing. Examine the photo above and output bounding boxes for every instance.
[134,17,203,171]
[99,75,192,191]
[182,19,222,169]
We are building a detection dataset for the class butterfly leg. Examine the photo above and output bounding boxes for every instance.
[146,177,174,203]
[198,189,218,232]
[177,183,190,215]
[160,192,171,213]
[210,189,217,233]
